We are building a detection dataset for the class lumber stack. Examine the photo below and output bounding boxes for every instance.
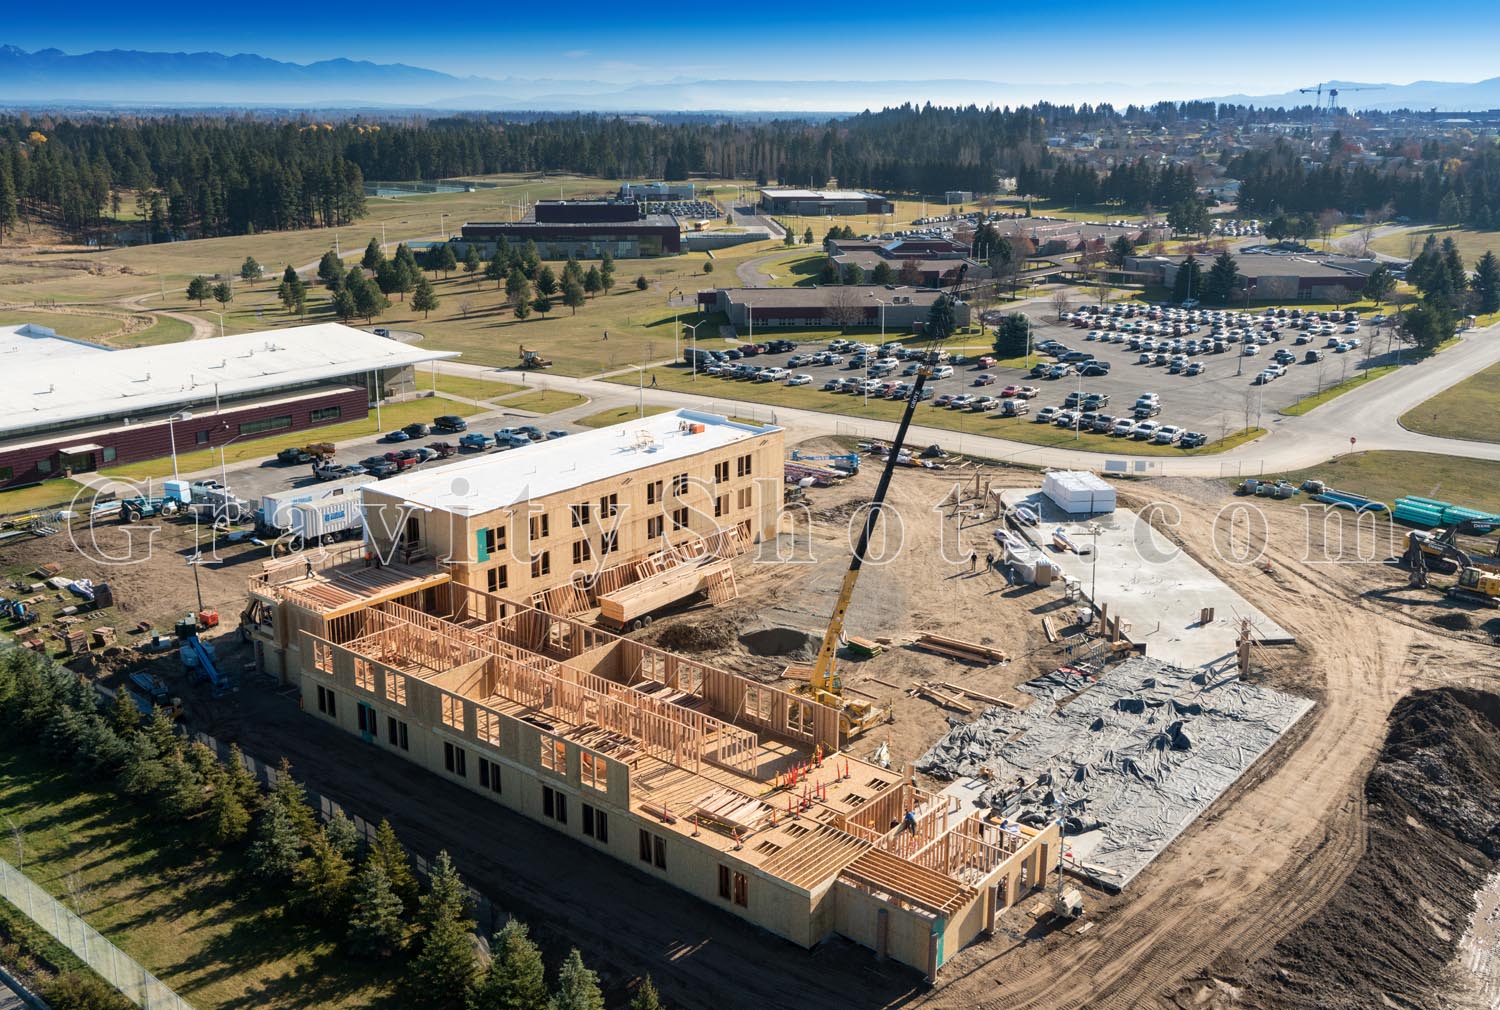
[912,633,1007,665]
[598,558,737,627]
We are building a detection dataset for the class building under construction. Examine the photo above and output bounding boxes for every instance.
[242,411,1059,977]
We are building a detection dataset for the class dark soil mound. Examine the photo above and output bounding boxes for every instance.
[1432,612,1475,631]
[1235,687,1500,1009]
[652,614,740,653]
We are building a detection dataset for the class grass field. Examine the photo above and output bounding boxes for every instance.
[1371,225,1500,264]
[609,365,1265,455]
[0,479,87,517]
[1275,451,1500,515]
[576,405,671,428]
[497,390,588,415]
[98,396,481,480]
[0,745,401,1010]
[1400,361,1500,442]
[1279,365,1399,416]
[0,307,128,341]
[423,373,526,401]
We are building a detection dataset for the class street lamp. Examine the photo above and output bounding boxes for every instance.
[683,320,707,380]
[873,297,891,343]
[215,426,251,491]
[166,412,193,483]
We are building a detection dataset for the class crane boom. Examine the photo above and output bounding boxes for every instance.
[807,266,967,702]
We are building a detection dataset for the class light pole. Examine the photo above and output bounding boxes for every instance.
[636,364,646,418]
[1022,312,1033,368]
[873,297,891,343]
[166,412,193,483]
[215,427,251,491]
[683,320,706,380]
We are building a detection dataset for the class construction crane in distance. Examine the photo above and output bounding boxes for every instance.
[1298,83,1383,113]
[794,265,969,743]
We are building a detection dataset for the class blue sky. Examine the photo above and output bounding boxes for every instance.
[6,0,1500,98]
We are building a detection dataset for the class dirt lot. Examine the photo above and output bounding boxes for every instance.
[6,448,1500,1009]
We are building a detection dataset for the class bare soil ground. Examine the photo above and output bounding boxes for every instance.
[6,465,1500,1009]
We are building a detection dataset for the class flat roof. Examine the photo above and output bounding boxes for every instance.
[712,285,953,308]
[760,188,885,201]
[1,323,457,436]
[365,408,780,514]
[463,215,679,230]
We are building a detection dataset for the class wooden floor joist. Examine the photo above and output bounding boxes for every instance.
[1042,616,1059,643]
[913,633,1007,664]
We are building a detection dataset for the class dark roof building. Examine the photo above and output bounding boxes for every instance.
[457,198,682,258]
[759,188,894,215]
[1126,252,1373,300]
[697,286,969,332]
[826,236,986,287]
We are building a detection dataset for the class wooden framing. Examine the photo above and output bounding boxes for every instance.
[840,848,976,918]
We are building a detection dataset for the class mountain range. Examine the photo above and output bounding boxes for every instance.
[4,45,1500,113]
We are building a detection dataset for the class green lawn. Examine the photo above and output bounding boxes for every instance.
[422,373,526,401]
[1400,361,1500,442]
[112,314,197,347]
[575,405,671,428]
[0,479,87,518]
[0,308,130,342]
[1275,451,1500,515]
[611,366,1265,455]
[1279,365,1399,416]
[99,396,481,480]
[1371,225,1500,265]
[0,746,402,1010]
[497,390,588,415]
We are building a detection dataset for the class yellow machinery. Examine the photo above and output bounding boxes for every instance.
[1405,519,1500,606]
[793,267,967,743]
[518,346,553,369]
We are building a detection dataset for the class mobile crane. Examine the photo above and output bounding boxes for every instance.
[794,267,967,742]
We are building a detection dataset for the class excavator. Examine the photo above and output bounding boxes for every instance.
[790,266,968,743]
[1405,518,1500,606]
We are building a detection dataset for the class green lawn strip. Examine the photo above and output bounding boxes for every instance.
[0,479,88,518]
[496,390,588,415]
[1399,361,1500,442]
[609,367,1264,455]
[1279,365,1399,416]
[422,373,526,401]
[0,746,402,1010]
[1259,451,1500,515]
[575,406,672,428]
[98,396,480,480]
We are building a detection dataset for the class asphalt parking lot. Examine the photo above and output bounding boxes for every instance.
[698,309,1397,446]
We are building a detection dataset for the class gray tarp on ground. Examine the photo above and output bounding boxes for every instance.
[918,656,1313,889]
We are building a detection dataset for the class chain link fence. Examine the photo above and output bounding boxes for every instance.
[0,858,193,1010]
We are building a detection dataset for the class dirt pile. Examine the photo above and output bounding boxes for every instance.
[1432,612,1475,631]
[738,626,818,660]
[1229,687,1500,1010]
[649,612,742,653]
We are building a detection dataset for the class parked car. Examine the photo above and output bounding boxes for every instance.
[1035,406,1060,424]
[1017,385,1041,399]
[1111,418,1136,436]
[1153,425,1184,445]
[458,432,494,450]
[1132,421,1160,440]
[402,422,430,438]
[1091,414,1116,433]
[1000,399,1029,417]
[1180,431,1208,449]
[546,430,569,440]
[974,373,997,386]
[359,457,399,476]
[433,415,468,433]
[933,393,956,407]
[1133,403,1162,418]
[517,426,546,441]
[275,447,313,465]
[1185,362,1205,376]
[787,373,813,386]
[1053,410,1078,428]
[1304,349,1326,363]
[970,396,998,412]
[425,441,457,457]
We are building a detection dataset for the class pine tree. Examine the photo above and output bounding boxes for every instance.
[240,256,263,284]
[521,241,540,279]
[629,975,663,1010]
[282,264,299,285]
[370,819,420,913]
[1474,251,1500,314]
[294,826,354,921]
[548,949,604,1010]
[412,852,479,1010]
[440,244,460,278]
[1204,251,1240,305]
[583,266,602,298]
[871,261,894,285]
[0,163,17,245]
[562,255,584,288]
[325,810,361,860]
[348,861,405,958]
[225,744,262,814]
[362,237,385,272]
[840,262,861,285]
[413,275,440,318]
[803,226,814,245]
[599,250,615,294]
[333,287,358,322]
[1172,255,1203,303]
[512,299,531,321]
[470,919,547,1010]
[464,244,482,280]
[206,762,251,845]
[634,275,648,291]
[485,249,506,288]
[108,687,141,738]
[536,265,557,296]
[318,250,345,290]
[248,801,304,884]
[534,294,552,318]
[562,279,585,315]
[268,757,319,843]
[186,276,210,305]
[505,268,532,311]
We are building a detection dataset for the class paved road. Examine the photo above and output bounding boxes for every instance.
[427,316,1500,477]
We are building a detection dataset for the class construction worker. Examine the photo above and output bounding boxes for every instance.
[986,550,996,572]
[903,809,918,833]
[969,550,978,572]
